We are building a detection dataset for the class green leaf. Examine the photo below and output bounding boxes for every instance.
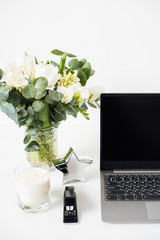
[64,104,79,118]
[81,68,90,79]
[0,102,18,124]
[83,62,91,71]
[0,69,3,80]
[66,52,77,58]
[34,56,38,64]
[68,59,79,70]
[90,69,95,76]
[51,49,64,56]
[8,90,21,107]
[82,62,91,78]
[59,52,67,74]
[78,59,87,68]
[32,100,45,112]
[77,70,87,86]
[25,116,34,126]
[79,103,88,111]
[35,90,47,99]
[25,141,40,152]
[50,60,59,67]
[27,126,37,136]
[22,84,36,99]
[45,95,55,105]
[70,98,78,106]
[0,83,9,101]
[49,90,63,101]
[18,109,28,117]
[22,77,48,100]
[1,102,15,114]
[23,135,31,144]
[88,102,97,108]
[79,98,86,107]
[51,49,76,58]
[95,96,100,102]
[51,102,66,122]
[33,77,48,93]
[27,106,34,116]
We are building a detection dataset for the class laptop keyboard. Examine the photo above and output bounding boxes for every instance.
[105,174,160,201]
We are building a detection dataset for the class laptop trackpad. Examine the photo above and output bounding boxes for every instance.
[145,202,160,220]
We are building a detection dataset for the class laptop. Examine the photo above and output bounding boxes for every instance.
[100,93,160,222]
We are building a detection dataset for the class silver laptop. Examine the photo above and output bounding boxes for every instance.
[100,93,160,222]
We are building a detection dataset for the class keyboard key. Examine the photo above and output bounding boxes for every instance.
[106,186,121,190]
[107,190,125,195]
[126,194,134,200]
[143,195,160,200]
[118,195,125,200]
[134,195,142,200]
[107,195,117,200]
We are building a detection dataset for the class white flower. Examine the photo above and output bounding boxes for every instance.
[16,55,35,80]
[1,61,28,89]
[35,63,60,89]
[70,84,90,100]
[89,86,105,102]
[57,86,74,104]
[58,70,80,88]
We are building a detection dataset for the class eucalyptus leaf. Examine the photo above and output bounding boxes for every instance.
[22,84,36,99]
[27,126,37,136]
[81,68,90,79]
[83,62,91,71]
[66,52,77,58]
[68,59,79,70]
[32,100,45,112]
[51,102,66,122]
[27,106,34,116]
[45,95,55,105]
[0,83,9,101]
[88,102,97,108]
[65,104,79,118]
[33,77,48,92]
[18,109,28,117]
[50,60,59,67]
[8,91,21,107]
[90,69,95,76]
[25,141,40,152]
[78,59,87,68]
[35,90,47,99]
[25,116,34,126]
[77,70,87,86]
[0,102,18,124]
[48,90,63,101]
[51,49,64,56]
[79,103,88,111]
[23,135,31,144]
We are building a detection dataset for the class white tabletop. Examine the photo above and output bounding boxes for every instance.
[0,112,160,240]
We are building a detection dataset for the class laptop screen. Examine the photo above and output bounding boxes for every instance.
[100,94,160,170]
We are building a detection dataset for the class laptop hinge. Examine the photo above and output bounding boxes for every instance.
[113,169,160,174]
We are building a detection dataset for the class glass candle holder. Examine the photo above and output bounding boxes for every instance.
[14,162,51,213]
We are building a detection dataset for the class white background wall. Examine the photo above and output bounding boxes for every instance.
[1,1,160,239]
[1,0,160,157]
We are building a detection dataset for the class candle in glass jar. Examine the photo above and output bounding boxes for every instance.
[15,163,50,212]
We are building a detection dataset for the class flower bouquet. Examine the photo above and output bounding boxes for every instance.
[0,49,100,167]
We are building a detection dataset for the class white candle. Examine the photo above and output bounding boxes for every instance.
[15,165,50,209]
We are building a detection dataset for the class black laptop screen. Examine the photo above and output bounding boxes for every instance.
[100,94,160,170]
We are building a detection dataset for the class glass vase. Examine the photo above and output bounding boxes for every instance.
[27,127,57,168]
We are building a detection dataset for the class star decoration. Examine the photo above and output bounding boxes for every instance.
[55,148,93,184]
